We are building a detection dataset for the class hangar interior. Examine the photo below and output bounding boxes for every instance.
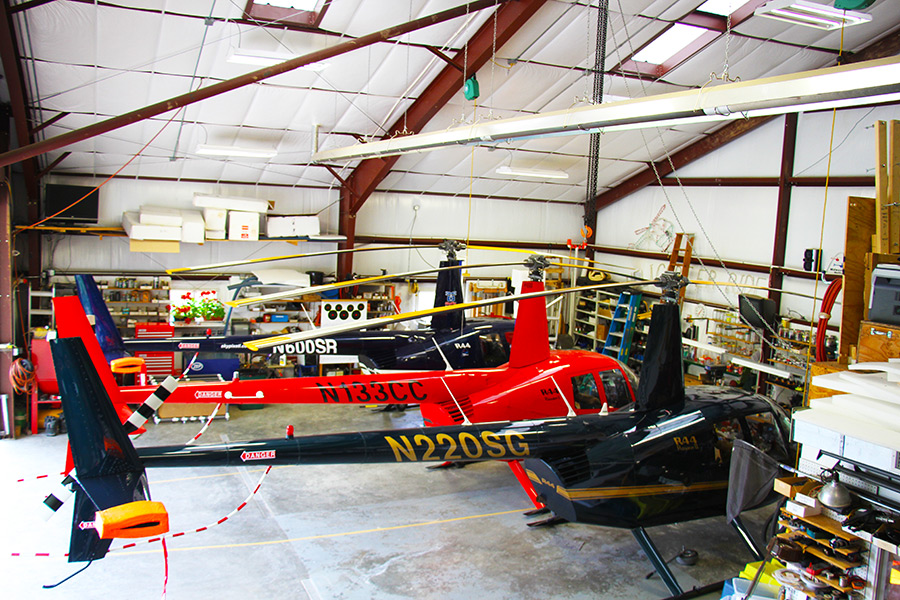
[1,1,900,599]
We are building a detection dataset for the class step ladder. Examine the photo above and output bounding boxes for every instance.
[601,292,642,362]
[667,233,695,304]
[546,295,563,346]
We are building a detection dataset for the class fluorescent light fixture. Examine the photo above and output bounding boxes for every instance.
[227,47,328,70]
[754,0,872,30]
[730,357,792,379]
[697,0,743,16]
[257,0,319,9]
[681,338,727,355]
[495,165,569,180]
[312,56,900,164]
[196,145,277,159]
[633,24,706,64]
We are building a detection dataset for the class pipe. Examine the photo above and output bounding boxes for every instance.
[0,0,507,169]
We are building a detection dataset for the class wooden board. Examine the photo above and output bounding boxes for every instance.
[890,121,900,254]
[808,361,848,400]
[875,121,890,253]
[858,320,900,363]
[841,197,876,363]
[130,239,181,253]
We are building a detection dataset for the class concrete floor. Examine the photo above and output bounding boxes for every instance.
[0,403,770,600]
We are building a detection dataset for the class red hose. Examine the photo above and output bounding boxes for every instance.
[816,278,842,362]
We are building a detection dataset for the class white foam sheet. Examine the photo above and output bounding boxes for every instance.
[139,205,183,226]
[193,193,269,214]
[122,211,182,241]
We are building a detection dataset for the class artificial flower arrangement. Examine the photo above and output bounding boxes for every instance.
[170,290,225,323]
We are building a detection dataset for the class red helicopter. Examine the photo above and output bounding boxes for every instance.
[43,257,652,507]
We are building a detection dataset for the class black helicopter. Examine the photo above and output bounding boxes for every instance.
[52,274,792,596]
[77,255,515,372]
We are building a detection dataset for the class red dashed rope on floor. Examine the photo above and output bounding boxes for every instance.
[9,466,273,558]
[185,403,223,445]
[15,472,66,483]
[110,465,272,553]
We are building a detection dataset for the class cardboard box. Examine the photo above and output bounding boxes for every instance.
[228,211,259,241]
[858,320,900,363]
[202,207,227,231]
[193,193,268,214]
[139,205,183,226]
[774,476,809,499]
[205,229,226,240]
[122,211,182,241]
[794,481,823,508]
[180,210,205,243]
[784,499,822,518]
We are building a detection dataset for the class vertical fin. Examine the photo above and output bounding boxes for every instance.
[53,296,124,408]
[636,302,685,412]
[507,280,550,369]
[51,337,148,562]
[75,274,129,362]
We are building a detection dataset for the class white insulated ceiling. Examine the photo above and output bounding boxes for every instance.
[7,0,900,205]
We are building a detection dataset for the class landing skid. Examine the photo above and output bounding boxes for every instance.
[633,527,683,596]
[526,515,567,528]
[634,516,764,598]
[372,404,409,413]
[523,507,550,517]
[426,461,471,470]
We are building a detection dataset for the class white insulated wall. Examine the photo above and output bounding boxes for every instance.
[593,105,893,325]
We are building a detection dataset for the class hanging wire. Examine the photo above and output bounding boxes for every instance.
[608,0,807,358]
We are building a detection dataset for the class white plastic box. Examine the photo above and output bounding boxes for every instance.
[228,211,259,241]
[266,215,320,238]
[203,207,227,231]
[139,205,183,226]
[122,212,182,241]
[193,193,268,214]
[179,210,205,243]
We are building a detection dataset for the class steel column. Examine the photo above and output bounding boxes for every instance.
[0,0,509,169]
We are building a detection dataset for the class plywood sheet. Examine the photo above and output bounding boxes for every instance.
[841,197,876,363]
[129,239,181,253]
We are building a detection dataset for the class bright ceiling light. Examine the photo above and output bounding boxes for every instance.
[697,0,744,16]
[495,165,569,180]
[311,56,900,164]
[196,145,278,159]
[257,0,319,9]
[633,24,707,64]
[754,0,872,30]
[226,47,328,70]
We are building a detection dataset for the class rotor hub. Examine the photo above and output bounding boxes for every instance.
[524,255,551,281]
[438,239,466,262]
[654,271,690,301]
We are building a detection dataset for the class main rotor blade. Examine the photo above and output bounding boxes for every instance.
[690,280,830,302]
[167,244,441,275]
[244,278,659,351]
[468,245,645,280]
[226,261,523,307]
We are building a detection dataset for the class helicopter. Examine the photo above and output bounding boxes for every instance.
[49,273,793,596]
[75,242,520,372]
[42,257,646,507]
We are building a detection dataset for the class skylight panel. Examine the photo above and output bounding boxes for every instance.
[633,24,707,65]
[257,1,319,9]
[696,0,744,16]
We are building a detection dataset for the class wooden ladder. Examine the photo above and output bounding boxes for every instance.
[667,233,695,304]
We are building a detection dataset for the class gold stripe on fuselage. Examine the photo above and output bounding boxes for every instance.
[525,469,728,500]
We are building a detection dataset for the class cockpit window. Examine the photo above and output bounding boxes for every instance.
[744,411,788,457]
[571,373,603,410]
[597,369,635,410]
[479,333,509,367]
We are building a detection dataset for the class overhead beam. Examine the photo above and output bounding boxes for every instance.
[0,0,509,169]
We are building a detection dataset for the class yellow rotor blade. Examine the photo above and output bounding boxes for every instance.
[244,278,660,351]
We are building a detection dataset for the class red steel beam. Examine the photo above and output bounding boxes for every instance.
[0,0,508,169]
